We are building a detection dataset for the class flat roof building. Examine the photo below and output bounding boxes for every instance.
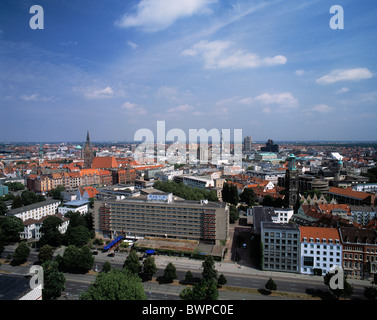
[261,222,300,273]
[93,192,229,245]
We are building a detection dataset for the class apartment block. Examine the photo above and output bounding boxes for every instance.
[94,192,229,245]
[6,199,61,222]
[300,226,342,275]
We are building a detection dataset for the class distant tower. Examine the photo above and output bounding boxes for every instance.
[285,154,299,210]
[334,160,343,182]
[84,130,94,169]
[38,142,44,164]
[243,136,253,152]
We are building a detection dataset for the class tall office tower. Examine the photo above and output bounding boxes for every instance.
[243,136,253,152]
[261,139,279,152]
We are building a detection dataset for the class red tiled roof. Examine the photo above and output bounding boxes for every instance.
[300,226,340,243]
[317,203,351,215]
[328,186,371,200]
[92,156,118,169]
[79,186,99,198]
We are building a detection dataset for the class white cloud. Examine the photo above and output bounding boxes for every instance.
[121,101,147,115]
[182,40,287,69]
[295,69,305,76]
[335,87,350,94]
[115,0,215,32]
[127,41,139,49]
[60,41,78,46]
[254,92,298,109]
[311,104,333,113]
[316,68,373,84]
[167,104,194,113]
[83,86,115,99]
[20,93,54,102]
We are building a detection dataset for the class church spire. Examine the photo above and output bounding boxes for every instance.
[84,130,94,169]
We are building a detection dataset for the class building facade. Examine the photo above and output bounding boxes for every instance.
[300,226,342,275]
[93,193,229,245]
[6,199,61,222]
[339,226,377,280]
[261,222,300,273]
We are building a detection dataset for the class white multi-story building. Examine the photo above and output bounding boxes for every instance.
[6,199,61,222]
[22,213,69,240]
[58,199,89,216]
[272,208,294,224]
[183,175,214,189]
[300,226,342,276]
[6,199,66,241]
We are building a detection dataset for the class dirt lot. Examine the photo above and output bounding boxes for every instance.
[135,237,199,253]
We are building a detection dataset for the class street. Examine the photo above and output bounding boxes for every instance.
[0,244,370,300]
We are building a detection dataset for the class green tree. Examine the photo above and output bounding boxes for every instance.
[80,269,147,300]
[102,261,112,273]
[364,286,377,300]
[202,255,217,282]
[185,270,193,284]
[205,279,219,300]
[65,211,87,228]
[39,215,64,247]
[21,190,45,206]
[11,196,24,209]
[123,251,142,275]
[240,187,255,206]
[0,201,9,216]
[42,260,66,300]
[222,183,239,206]
[265,278,277,292]
[142,256,157,280]
[153,180,218,202]
[229,205,239,224]
[51,185,65,200]
[83,212,94,231]
[38,244,55,263]
[361,166,377,182]
[217,274,227,288]
[0,215,24,244]
[180,278,218,300]
[163,262,177,283]
[4,182,25,191]
[60,245,94,274]
[11,241,30,265]
[65,225,91,247]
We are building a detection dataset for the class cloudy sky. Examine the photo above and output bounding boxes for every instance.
[1,0,376,142]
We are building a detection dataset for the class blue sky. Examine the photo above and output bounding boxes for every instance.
[1,0,377,142]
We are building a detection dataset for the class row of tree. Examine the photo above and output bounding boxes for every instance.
[153,180,218,202]
[39,211,94,248]
[180,255,226,300]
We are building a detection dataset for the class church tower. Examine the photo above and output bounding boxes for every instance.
[83,130,94,169]
[285,154,299,210]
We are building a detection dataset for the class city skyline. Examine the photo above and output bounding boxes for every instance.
[1,0,377,142]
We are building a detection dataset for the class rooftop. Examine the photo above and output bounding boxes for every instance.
[7,199,61,216]
[300,226,340,243]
